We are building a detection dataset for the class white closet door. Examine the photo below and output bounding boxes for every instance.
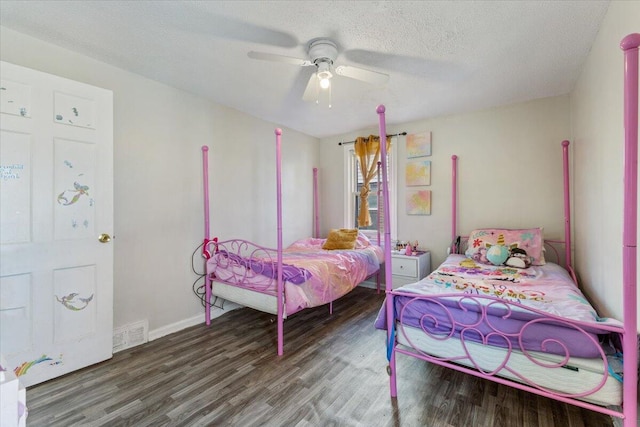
[0,61,114,387]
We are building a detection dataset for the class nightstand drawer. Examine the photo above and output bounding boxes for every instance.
[391,257,418,277]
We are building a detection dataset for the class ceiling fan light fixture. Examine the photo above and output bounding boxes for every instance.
[319,73,331,89]
[316,61,333,89]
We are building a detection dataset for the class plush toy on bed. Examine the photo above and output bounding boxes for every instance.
[485,233,510,266]
[470,247,489,264]
[485,234,532,269]
[466,228,544,268]
[486,243,510,265]
[504,247,532,269]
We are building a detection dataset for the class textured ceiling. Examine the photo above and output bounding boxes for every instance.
[0,1,610,138]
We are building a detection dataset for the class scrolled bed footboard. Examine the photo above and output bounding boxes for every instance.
[207,239,279,292]
[393,292,624,404]
[205,238,310,293]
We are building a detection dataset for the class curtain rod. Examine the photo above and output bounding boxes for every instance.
[338,132,407,146]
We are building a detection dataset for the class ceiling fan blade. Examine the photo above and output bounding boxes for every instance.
[334,65,389,86]
[302,73,319,102]
[248,51,313,67]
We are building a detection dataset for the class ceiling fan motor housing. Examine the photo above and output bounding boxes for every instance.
[308,39,338,65]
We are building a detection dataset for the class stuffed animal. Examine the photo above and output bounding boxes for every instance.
[486,244,509,265]
[504,247,532,269]
[485,233,510,266]
[470,247,489,264]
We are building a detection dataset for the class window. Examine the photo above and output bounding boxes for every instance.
[344,142,397,243]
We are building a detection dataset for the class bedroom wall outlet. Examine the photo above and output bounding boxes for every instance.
[112,320,148,353]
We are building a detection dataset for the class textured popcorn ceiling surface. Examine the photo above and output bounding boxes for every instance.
[0,1,610,138]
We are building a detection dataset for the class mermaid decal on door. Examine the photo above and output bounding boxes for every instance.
[57,181,90,206]
[56,155,95,232]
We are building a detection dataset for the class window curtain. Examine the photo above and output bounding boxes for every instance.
[354,135,392,227]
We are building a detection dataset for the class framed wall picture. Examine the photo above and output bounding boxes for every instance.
[406,131,431,158]
[406,189,431,215]
[406,159,431,186]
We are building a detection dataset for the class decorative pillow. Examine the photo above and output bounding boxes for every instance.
[465,228,545,266]
[322,228,359,250]
[355,231,372,249]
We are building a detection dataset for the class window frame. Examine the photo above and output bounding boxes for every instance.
[343,141,397,243]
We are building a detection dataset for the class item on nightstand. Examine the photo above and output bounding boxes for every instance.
[405,244,412,256]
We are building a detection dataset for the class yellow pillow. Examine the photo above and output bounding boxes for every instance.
[322,228,358,250]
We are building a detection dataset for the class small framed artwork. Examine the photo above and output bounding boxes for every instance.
[406,189,431,215]
[406,131,431,158]
[406,159,431,186]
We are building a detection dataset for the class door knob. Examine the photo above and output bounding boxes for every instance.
[98,233,112,243]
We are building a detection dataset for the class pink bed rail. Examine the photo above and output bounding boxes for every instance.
[382,33,640,426]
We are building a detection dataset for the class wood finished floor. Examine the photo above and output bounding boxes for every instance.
[26,287,613,427]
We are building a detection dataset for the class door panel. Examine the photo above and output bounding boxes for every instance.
[0,130,31,244]
[0,61,113,387]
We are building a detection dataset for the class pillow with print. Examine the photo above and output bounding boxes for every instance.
[465,228,545,266]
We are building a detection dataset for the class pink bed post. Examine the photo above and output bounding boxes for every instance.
[561,141,574,278]
[377,161,382,247]
[313,167,319,238]
[275,128,285,356]
[621,33,639,427]
[376,161,382,293]
[202,146,210,244]
[202,145,212,326]
[378,105,397,396]
[451,155,458,253]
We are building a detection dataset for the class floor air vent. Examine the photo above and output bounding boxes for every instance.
[112,320,148,353]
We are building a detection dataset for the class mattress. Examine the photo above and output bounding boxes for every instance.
[396,324,622,406]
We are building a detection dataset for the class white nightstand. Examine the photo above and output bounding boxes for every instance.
[391,251,431,289]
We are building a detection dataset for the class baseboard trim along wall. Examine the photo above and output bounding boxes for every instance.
[147,301,242,343]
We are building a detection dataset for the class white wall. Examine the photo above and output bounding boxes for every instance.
[320,96,571,269]
[570,0,640,331]
[0,27,320,336]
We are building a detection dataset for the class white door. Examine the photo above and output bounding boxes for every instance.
[0,61,113,387]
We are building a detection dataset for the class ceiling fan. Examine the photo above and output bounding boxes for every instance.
[248,38,390,105]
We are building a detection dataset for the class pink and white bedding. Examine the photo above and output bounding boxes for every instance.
[376,254,621,358]
[208,237,383,315]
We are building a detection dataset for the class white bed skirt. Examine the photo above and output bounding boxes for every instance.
[210,281,283,317]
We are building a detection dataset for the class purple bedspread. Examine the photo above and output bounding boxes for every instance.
[375,296,603,358]
[375,254,621,358]
[219,251,312,284]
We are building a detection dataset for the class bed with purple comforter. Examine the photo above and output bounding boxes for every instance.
[208,236,383,316]
[375,253,624,405]
[376,254,621,358]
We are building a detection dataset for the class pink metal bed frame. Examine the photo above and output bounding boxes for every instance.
[381,34,639,426]
[201,129,382,356]
[201,129,289,356]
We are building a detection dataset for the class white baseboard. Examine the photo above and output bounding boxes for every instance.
[147,302,242,342]
[358,281,377,290]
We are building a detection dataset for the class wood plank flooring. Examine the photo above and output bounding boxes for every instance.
[25,287,614,426]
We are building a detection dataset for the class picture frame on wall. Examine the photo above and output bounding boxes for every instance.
[406,189,431,215]
[406,159,431,186]
[406,131,431,158]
